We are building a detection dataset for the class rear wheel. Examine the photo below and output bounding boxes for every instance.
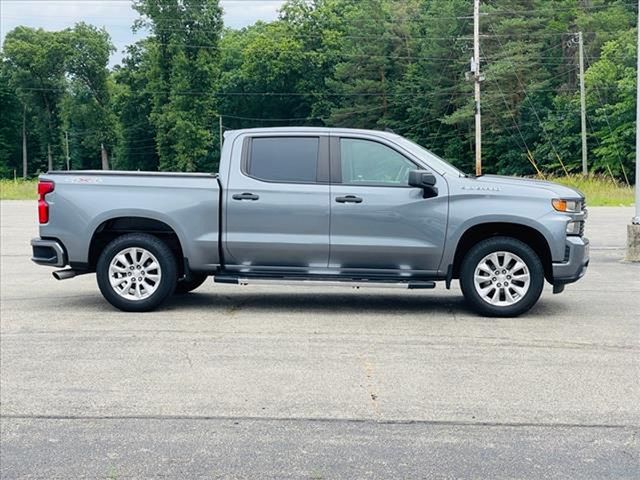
[175,273,208,294]
[96,233,177,312]
[459,236,544,317]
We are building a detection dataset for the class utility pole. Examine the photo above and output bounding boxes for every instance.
[101,143,110,170]
[22,105,27,179]
[578,31,588,176]
[64,131,70,170]
[625,1,640,261]
[473,0,482,176]
[219,116,223,150]
[634,4,640,226]
[47,144,53,172]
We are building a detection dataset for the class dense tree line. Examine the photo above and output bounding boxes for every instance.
[0,0,637,183]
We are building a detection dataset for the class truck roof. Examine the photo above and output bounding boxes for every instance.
[224,126,401,140]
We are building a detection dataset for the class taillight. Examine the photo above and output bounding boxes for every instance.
[38,180,55,224]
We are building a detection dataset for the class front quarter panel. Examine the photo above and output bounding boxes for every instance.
[440,179,570,271]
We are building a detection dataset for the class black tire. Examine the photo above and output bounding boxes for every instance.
[175,273,208,294]
[96,233,177,312]
[459,236,544,317]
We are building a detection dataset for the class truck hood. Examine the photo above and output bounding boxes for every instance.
[469,175,584,199]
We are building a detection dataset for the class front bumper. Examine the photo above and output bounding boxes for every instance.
[552,236,589,286]
[31,238,67,267]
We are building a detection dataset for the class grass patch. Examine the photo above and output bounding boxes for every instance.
[549,174,635,207]
[0,179,38,200]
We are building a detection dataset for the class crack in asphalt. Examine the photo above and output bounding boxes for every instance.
[1,413,637,429]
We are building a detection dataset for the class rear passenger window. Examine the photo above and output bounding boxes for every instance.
[247,137,319,183]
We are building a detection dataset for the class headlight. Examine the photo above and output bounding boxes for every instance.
[566,220,583,236]
[552,199,582,213]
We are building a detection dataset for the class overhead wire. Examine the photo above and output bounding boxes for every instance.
[485,22,574,175]
[582,53,632,184]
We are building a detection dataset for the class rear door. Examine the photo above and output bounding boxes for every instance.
[329,135,448,275]
[224,134,331,271]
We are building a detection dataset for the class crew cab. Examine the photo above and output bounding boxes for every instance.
[31,127,589,316]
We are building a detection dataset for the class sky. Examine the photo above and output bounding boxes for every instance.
[0,0,285,67]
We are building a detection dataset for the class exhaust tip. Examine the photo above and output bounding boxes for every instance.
[53,269,78,280]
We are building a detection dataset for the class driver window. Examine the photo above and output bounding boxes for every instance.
[340,138,415,186]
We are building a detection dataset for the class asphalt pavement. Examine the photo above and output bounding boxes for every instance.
[1,200,638,479]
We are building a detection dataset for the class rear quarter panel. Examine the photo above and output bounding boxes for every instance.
[39,173,221,270]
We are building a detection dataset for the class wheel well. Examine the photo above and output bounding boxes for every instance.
[88,217,184,274]
[452,223,553,282]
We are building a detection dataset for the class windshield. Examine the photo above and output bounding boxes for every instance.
[393,136,465,177]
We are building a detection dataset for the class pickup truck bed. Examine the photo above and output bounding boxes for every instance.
[33,171,222,272]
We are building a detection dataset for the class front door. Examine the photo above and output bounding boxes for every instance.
[224,135,331,271]
[329,136,448,275]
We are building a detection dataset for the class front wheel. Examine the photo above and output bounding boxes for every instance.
[96,233,177,312]
[459,237,544,317]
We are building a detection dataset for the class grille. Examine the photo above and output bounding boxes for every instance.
[581,198,587,236]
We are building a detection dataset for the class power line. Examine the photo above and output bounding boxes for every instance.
[583,53,632,184]
[480,46,535,170]
[481,3,637,16]
[486,22,569,175]
[4,13,633,45]
[143,25,638,39]
[10,0,628,22]
[125,42,584,65]
[18,82,625,97]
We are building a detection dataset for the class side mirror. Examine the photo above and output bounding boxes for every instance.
[408,170,438,198]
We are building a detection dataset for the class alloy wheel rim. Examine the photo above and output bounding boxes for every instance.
[473,251,531,307]
[108,247,162,301]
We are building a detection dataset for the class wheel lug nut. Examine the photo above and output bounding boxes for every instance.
[138,277,143,281]
[128,272,132,276]
[130,266,134,270]
[497,283,501,287]
[502,270,506,274]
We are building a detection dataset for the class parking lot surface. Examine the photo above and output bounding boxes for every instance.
[1,200,639,478]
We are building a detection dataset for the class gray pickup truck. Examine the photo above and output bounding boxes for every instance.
[31,127,589,316]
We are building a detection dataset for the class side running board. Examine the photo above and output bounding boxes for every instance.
[213,276,436,290]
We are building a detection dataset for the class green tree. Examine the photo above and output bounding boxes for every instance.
[217,21,313,130]
[62,23,117,169]
[0,63,24,177]
[320,0,419,128]
[112,41,160,171]
[0,0,636,183]
[391,0,472,172]
[133,0,223,172]
[2,26,69,171]
[584,30,637,183]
